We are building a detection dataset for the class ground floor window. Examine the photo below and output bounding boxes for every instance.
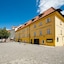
[46,39,53,43]
[57,37,59,42]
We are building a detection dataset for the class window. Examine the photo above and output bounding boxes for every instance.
[34,32,36,36]
[32,18,35,21]
[34,24,36,28]
[57,37,59,42]
[47,29,50,34]
[39,14,43,17]
[46,39,53,43]
[60,30,62,35]
[60,21,62,25]
[40,31,42,36]
[39,22,42,26]
[46,18,50,23]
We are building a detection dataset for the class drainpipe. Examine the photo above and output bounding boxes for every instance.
[29,26,30,43]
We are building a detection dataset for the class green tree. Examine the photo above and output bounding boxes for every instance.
[0,27,10,39]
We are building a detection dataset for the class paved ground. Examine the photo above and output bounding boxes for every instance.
[0,42,64,64]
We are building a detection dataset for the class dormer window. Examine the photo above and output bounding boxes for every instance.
[24,23,27,25]
[32,18,35,21]
[39,13,43,17]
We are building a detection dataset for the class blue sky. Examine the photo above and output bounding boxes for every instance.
[0,0,64,29]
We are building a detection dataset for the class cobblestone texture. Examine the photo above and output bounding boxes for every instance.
[0,42,64,64]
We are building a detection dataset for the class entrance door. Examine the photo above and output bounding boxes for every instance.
[34,39,39,44]
[42,40,44,44]
[31,39,32,44]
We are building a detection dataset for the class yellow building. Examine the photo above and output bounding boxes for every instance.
[15,7,64,46]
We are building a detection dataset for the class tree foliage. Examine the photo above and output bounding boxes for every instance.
[0,27,10,39]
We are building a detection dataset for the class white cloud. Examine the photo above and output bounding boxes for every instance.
[61,10,64,15]
[37,0,64,13]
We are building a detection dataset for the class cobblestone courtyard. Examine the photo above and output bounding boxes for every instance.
[0,42,64,64]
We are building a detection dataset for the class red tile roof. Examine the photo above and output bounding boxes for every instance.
[16,7,56,32]
[41,7,55,17]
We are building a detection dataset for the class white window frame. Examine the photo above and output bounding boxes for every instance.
[39,22,42,26]
[34,32,36,36]
[40,31,42,36]
[47,29,50,34]
[46,18,50,23]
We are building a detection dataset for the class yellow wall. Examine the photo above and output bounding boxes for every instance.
[15,30,20,41]
[21,26,30,43]
[15,11,64,46]
[29,13,55,46]
[55,12,64,46]
[16,26,30,43]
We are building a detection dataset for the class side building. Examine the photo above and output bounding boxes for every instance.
[15,7,64,46]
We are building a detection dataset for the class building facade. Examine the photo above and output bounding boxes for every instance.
[15,7,64,46]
